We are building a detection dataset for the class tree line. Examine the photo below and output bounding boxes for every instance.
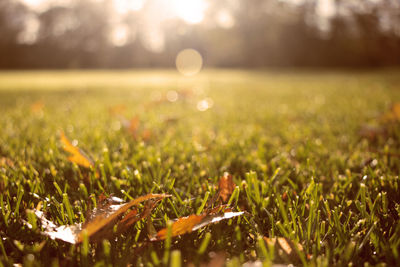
[0,0,399,69]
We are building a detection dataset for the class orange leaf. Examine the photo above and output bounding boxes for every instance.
[117,198,163,233]
[155,210,244,240]
[127,116,140,136]
[60,131,94,169]
[141,129,152,141]
[0,157,14,168]
[32,193,170,244]
[218,172,236,202]
[380,102,400,123]
[30,101,45,114]
[120,116,152,141]
[108,104,126,116]
[156,214,205,240]
[78,193,170,243]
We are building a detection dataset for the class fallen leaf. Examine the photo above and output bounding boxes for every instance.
[127,116,140,137]
[218,172,236,202]
[380,102,400,123]
[32,210,81,244]
[282,191,297,202]
[60,131,94,169]
[108,104,126,116]
[84,194,124,223]
[32,193,170,244]
[141,129,152,141]
[154,210,244,240]
[117,198,163,233]
[0,157,14,168]
[120,116,152,141]
[30,101,44,114]
[156,214,205,240]
[78,193,170,243]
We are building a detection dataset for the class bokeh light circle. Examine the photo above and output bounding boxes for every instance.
[175,49,203,76]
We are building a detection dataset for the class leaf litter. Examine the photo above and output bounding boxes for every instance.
[31,170,244,245]
[152,172,244,241]
[30,193,170,244]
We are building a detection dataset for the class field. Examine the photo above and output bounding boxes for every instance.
[0,69,400,266]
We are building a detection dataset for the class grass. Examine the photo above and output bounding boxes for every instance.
[0,69,400,266]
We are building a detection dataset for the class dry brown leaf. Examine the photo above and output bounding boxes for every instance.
[60,131,94,169]
[32,193,170,244]
[32,210,81,244]
[78,193,170,243]
[154,210,244,240]
[218,172,236,202]
[117,198,163,233]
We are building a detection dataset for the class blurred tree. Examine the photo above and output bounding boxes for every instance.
[35,0,113,68]
[0,0,399,68]
[0,0,29,68]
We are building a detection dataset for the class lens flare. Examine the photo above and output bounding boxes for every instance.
[196,98,213,112]
[175,49,203,76]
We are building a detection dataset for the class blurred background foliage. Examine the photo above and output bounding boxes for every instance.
[0,0,399,69]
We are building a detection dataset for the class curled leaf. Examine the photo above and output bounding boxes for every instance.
[78,193,170,243]
[32,193,170,244]
[117,198,163,233]
[32,210,81,244]
[154,210,244,240]
[60,131,94,169]
[218,172,236,203]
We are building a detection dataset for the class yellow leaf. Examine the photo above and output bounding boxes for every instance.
[60,131,94,169]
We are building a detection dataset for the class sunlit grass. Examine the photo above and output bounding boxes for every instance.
[0,69,400,266]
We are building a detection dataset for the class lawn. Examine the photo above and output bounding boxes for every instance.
[0,69,400,266]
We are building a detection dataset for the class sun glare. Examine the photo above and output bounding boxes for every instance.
[170,0,207,24]
[113,0,145,14]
